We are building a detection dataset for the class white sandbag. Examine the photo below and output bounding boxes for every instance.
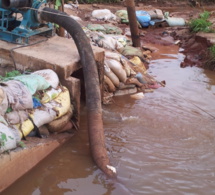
[31,108,57,128]
[120,57,132,77]
[6,110,29,125]
[104,64,120,88]
[0,123,21,153]
[32,69,59,89]
[0,88,8,115]
[105,58,127,83]
[105,34,130,46]
[91,32,123,50]
[104,75,116,92]
[1,80,33,110]
[166,17,185,26]
[164,12,185,27]
[0,116,8,126]
[97,36,123,50]
[92,9,116,21]
[105,51,121,61]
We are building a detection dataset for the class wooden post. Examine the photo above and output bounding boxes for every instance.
[126,0,141,47]
[58,0,65,37]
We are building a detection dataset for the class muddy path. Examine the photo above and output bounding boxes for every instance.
[65,1,215,71]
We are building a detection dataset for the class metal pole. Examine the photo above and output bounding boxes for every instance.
[126,0,141,47]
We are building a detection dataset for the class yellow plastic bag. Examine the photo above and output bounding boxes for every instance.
[44,87,71,118]
[15,119,34,138]
[129,56,147,74]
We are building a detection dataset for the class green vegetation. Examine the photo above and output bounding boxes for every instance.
[0,132,7,149]
[18,141,26,149]
[189,11,214,33]
[0,70,21,81]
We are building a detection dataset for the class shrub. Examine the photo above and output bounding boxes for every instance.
[189,11,214,33]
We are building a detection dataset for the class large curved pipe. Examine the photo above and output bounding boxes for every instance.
[39,8,116,178]
[2,0,32,8]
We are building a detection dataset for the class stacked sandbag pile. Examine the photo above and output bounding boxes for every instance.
[103,50,162,104]
[81,9,164,104]
[0,69,73,154]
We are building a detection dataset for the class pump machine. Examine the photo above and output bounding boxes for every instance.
[0,0,53,44]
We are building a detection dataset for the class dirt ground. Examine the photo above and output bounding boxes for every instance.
[64,0,215,69]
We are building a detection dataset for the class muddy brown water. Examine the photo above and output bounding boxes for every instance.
[3,43,215,195]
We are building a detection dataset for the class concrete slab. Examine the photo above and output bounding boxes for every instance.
[0,133,74,193]
[0,35,104,78]
[0,36,105,191]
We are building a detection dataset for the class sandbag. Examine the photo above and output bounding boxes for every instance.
[105,59,127,83]
[120,57,131,77]
[44,87,71,118]
[32,69,59,89]
[13,74,50,95]
[87,24,122,34]
[30,108,57,127]
[1,80,33,110]
[97,35,123,50]
[118,46,144,58]
[6,110,29,125]
[14,86,71,137]
[41,87,62,104]
[104,64,120,88]
[104,75,116,92]
[0,116,8,126]
[46,106,73,133]
[126,77,143,87]
[118,82,136,90]
[115,10,129,23]
[87,23,106,32]
[92,9,116,21]
[102,24,123,35]
[136,10,151,27]
[166,17,185,27]
[120,56,137,76]
[0,123,21,153]
[0,88,8,115]
[164,12,185,27]
[129,56,147,74]
[105,50,121,61]
[155,9,164,19]
[114,87,137,96]
[147,10,158,19]
[14,118,34,138]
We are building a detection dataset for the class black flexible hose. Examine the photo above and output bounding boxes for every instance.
[40,7,116,178]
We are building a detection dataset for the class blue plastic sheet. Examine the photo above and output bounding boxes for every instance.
[136,10,151,27]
